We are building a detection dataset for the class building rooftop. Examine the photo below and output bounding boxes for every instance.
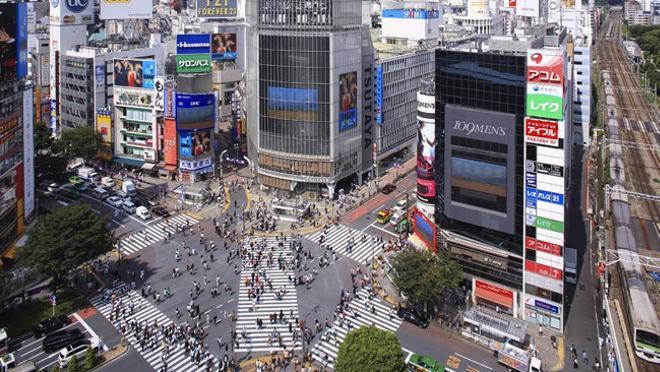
[371,28,435,59]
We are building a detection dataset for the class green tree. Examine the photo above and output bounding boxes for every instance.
[18,204,114,289]
[68,355,79,372]
[391,249,463,317]
[58,126,102,161]
[50,364,61,372]
[34,121,53,153]
[83,347,98,370]
[335,326,405,372]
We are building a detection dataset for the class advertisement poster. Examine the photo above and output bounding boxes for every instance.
[339,72,358,132]
[164,119,177,166]
[100,0,152,20]
[113,59,156,89]
[0,3,28,81]
[211,33,237,61]
[525,117,560,147]
[417,178,436,204]
[175,93,215,130]
[96,112,112,144]
[176,34,211,55]
[527,49,564,86]
[416,119,435,179]
[526,85,563,120]
[179,130,212,158]
[176,54,212,74]
[196,0,238,18]
[375,65,383,124]
[413,210,436,251]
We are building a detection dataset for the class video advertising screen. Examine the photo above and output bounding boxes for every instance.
[451,156,507,213]
[267,86,318,121]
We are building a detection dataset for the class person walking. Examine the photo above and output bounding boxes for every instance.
[582,350,589,365]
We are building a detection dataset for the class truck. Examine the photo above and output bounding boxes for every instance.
[564,247,578,285]
[121,180,136,196]
[77,167,99,182]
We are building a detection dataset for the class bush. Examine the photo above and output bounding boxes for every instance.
[68,355,79,372]
[84,347,99,370]
[51,364,61,372]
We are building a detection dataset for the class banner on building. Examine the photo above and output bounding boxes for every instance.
[96,110,113,144]
[176,34,211,55]
[196,0,238,19]
[525,117,559,147]
[0,3,28,81]
[176,54,212,74]
[113,59,156,89]
[211,33,237,61]
[527,49,564,86]
[100,0,152,20]
[339,71,358,132]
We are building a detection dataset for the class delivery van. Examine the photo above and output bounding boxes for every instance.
[101,177,115,188]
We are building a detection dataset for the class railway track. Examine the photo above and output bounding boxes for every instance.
[599,11,660,249]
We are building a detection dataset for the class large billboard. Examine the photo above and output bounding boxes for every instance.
[163,118,177,166]
[211,33,237,61]
[527,49,564,87]
[339,72,358,132]
[176,54,212,74]
[196,0,238,18]
[413,209,437,251]
[23,89,34,219]
[267,86,318,121]
[526,83,563,120]
[50,0,94,25]
[96,110,112,144]
[176,34,211,55]
[416,91,436,212]
[0,3,28,81]
[179,129,212,158]
[375,65,383,124]
[516,0,540,17]
[175,93,215,130]
[382,9,440,19]
[100,0,152,20]
[525,117,560,147]
[113,59,156,89]
[444,105,516,235]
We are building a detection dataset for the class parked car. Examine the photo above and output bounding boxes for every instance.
[382,183,397,194]
[68,176,83,185]
[136,206,151,220]
[106,196,124,208]
[42,329,84,353]
[56,187,80,200]
[122,201,136,214]
[33,315,71,338]
[47,183,59,193]
[57,337,100,368]
[74,182,88,192]
[101,177,115,188]
[397,307,429,328]
[151,206,170,217]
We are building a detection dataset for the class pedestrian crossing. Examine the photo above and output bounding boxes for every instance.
[90,283,215,372]
[117,214,199,256]
[307,224,384,265]
[235,237,301,353]
[310,288,402,369]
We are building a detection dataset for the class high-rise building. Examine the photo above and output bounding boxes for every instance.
[412,24,573,332]
[0,3,34,263]
[246,0,374,196]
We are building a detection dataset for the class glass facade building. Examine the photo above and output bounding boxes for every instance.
[247,0,370,195]
[435,50,527,291]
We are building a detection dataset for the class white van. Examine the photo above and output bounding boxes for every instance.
[101,177,115,188]
[58,337,100,368]
[136,206,151,220]
[92,187,109,200]
[122,201,136,214]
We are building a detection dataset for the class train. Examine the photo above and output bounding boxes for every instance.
[602,75,660,363]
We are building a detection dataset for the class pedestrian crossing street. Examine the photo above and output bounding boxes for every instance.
[310,288,402,369]
[90,282,215,372]
[307,224,384,265]
[117,214,199,256]
[235,237,301,353]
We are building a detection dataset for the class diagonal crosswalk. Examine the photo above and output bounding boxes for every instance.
[117,214,199,256]
[90,282,215,372]
[235,237,301,353]
[307,225,384,265]
[310,288,402,369]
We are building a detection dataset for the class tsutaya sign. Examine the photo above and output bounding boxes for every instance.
[452,120,507,137]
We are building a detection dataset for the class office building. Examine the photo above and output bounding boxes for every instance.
[246,0,374,196]
[412,24,572,332]
[0,3,34,263]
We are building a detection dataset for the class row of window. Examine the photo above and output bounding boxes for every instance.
[259,153,332,177]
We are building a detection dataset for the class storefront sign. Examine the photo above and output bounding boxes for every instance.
[375,65,383,124]
[534,299,559,314]
[526,172,537,188]
[176,54,211,74]
[525,237,562,256]
[536,189,563,205]
[526,188,537,209]
[179,155,213,171]
[535,216,564,233]
[535,162,563,177]
[176,34,211,55]
[474,279,514,307]
[525,260,563,280]
[527,49,564,86]
[525,117,559,147]
[196,0,238,18]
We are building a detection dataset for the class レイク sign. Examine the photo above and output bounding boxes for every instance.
[525,117,559,147]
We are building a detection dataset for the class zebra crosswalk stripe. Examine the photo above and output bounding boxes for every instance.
[310,288,402,369]
[90,283,215,372]
[235,237,301,353]
[307,225,384,265]
[117,214,199,256]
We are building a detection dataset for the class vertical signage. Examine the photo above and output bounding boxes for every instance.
[375,65,383,124]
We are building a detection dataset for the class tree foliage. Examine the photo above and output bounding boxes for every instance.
[68,355,79,372]
[391,249,463,317]
[335,326,405,372]
[51,364,61,372]
[84,347,98,370]
[34,121,53,153]
[19,204,114,288]
[58,127,102,160]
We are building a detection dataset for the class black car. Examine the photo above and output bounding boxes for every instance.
[42,329,84,353]
[33,315,71,338]
[382,184,397,194]
[151,206,170,217]
[397,308,429,328]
